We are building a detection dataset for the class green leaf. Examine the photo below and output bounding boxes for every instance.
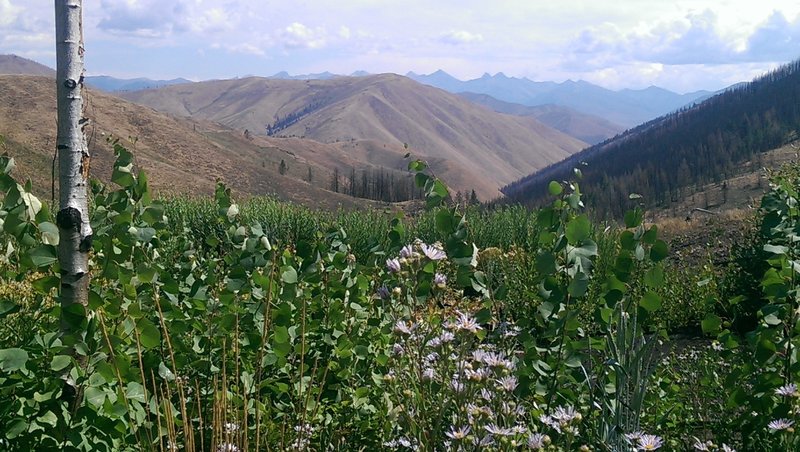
[565,215,591,244]
[0,348,28,372]
[644,266,664,288]
[649,240,668,262]
[137,319,161,349]
[624,208,643,228]
[764,244,789,255]
[280,266,298,284]
[639,291,662,312]
[273,326,290,344]
[548,181,563,196]
[701,314,722,335]
[38,221,59,246]
[85,386,106,408]
[23,245,58,268]
[408,160,427,172]
[568,271,590,297]
[0,299,19,317]
[50,355,71,372]
[158,362,175,381]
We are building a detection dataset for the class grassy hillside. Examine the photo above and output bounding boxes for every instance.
[503,58,800,217]
[120,74,587,200]
[0,54,54,77]
[457,92,625,144]
[0,75,382,210]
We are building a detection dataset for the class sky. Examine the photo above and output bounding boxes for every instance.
[2,1,800,93]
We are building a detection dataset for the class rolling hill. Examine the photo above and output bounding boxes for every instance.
[85,76,194,92]
[457,92,625,144]
[0,75,391,210]
[0,54,55,77]
[119,74,588,200]
[502,59,800,217]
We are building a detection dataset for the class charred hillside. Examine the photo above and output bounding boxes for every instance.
[502,59,800,217]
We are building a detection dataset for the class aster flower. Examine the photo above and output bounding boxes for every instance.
[445,425,471,440]
[399,244,415,258]
[421,242,447,260]
[421,367,435,381]
[721,445,736,452]
[386,258,401,273]
[376,285,391,299]
[438,331,455,343]
[451,379,465,393]
[625,431,644,443]
[484,423,514,436]
[527,433,548,450]
[768,418,794,432]
[392,343,405,356]
[393,320,413,335]
[465,368,489,382]
[775,383,799,397]
[692,438,712,451]
[454,312,482,333]
[434,272,447,287]
[497,376,519,392]
[637,434,663,451]
[539,414,561,433]
[552,405,581,424]
[426,337,443,348]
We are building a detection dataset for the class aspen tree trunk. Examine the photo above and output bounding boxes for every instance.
[55,0,92,336]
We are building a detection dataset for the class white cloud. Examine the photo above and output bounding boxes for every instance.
[0,0,21,27]
[98,0,189,38]
[439,30,484,45]
[279,22,328,50]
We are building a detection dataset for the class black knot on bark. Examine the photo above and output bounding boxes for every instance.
[56,207,82,231]
[64,78,77,89]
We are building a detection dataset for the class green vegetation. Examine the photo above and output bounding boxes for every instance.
[1,141,799,451]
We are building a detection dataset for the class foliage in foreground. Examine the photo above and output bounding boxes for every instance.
[0,141,798,450]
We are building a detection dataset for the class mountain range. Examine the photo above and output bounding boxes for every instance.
[117,74,587,200]
[406,70,713,128]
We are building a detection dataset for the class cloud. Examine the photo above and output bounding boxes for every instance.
[439,30,484,45]
[0,0,22,27]
[98,0,189,38]
[566,9,800,69]
[744,11,800,61]
[278,22,327,49]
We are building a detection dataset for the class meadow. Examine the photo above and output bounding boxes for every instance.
[0,142,797,451]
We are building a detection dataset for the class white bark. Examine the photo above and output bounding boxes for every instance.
[55,0,91,323]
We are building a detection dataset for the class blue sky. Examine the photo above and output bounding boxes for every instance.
[2,0,800,93]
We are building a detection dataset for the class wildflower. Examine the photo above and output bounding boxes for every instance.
[465,368,489,382]
[692,438,712,451]
[484,423,514,436]
[497,376,519,392]
[224,422,239,433]
[439,331,455,343]
[637,434,663,450]
[721,445,736,452]
[552,405,581,424]
[527,433,549,450]
[775,383,799,397]
[393,320,413,335]
[768,418,794,432]
[480,388,493,401]
[422,367,435,381]
[386,258,401,273]
[376,285,391,299]
[421,242,447,260]
[424,352,440,364]
[426,336,442,348]
[625,431,644,443]
[451,379,465,393]
[711,340,723,351]
[540,414,561,433]
[392,343,405,356]
[216,444,240,452]
[512,425,528,435]
[383,370,396,383]
[454,312,482,333]
[399,244,415,259]
[434,272,447,287]
[445,425,471,440]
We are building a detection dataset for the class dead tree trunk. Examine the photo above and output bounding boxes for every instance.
[55,0,91,337]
